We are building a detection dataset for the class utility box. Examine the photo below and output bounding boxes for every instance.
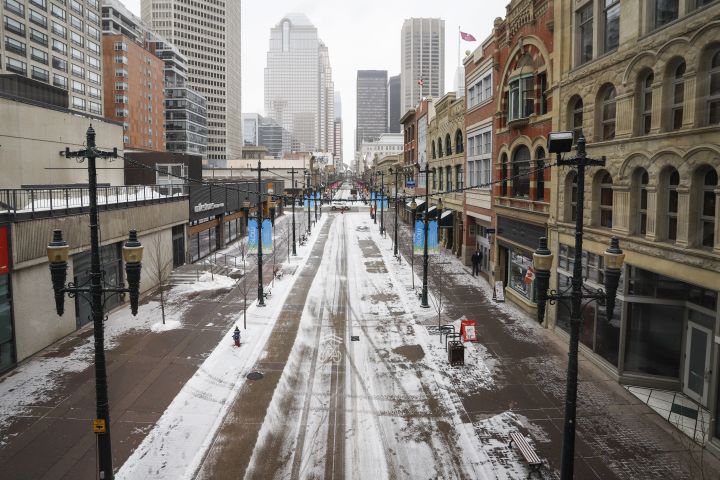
[448,341,464,366]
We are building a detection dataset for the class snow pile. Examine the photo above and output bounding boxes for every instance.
[171,272,235,294]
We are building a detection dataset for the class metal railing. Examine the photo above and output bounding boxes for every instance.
[0,184,188,220]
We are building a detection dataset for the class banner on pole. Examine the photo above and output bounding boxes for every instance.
[414,219,439,255]
[247,218,273,254]
[303,195,316,208]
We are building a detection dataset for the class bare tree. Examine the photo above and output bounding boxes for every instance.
[147,234,174,324]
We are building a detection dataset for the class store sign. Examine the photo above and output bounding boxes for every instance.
[0,226,8,274]
[194,202,225,213]
[494,281,505,302]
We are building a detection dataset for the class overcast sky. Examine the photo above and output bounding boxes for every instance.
[123,1,508,164]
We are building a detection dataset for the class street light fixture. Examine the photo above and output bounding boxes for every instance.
[389,167,400,257]
[532,132,624,480]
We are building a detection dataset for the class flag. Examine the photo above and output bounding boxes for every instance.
[417,78,424,86]
[460,31,477,42]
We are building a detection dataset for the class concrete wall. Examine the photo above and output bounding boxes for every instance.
[0,97,125,188]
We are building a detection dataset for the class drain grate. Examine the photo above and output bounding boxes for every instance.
[246,371,264,380]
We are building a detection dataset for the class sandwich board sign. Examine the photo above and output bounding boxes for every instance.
[494,281,505,302]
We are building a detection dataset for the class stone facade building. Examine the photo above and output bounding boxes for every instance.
[550,0,720,451]
[427,92,465,255]
[493,0,554,313]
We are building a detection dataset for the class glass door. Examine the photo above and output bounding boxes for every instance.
[684,320,713,405]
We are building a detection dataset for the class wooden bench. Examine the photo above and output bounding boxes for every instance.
[509,432,543,476]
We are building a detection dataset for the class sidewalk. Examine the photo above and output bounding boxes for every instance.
[0,212,321,479]
[388,219,720,479]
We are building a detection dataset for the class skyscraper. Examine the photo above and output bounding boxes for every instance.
[264,14,335,154]
[356,70,388,151]
[333,91,343,165]
[388,74,401,133]
[142,0,241,166]
[400,18,445,115]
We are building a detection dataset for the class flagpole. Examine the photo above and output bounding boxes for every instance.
[458,26,461,69]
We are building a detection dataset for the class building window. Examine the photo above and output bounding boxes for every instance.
[655,0,679,29]
[700,168,717,248]
[570,96,584,143]
[431,168,436,190]
[52,38,66,55]
[445,134,452,156]
[577,3,594,65]
[508,75,534,121]
[53,74,67,89]
[567,172,578,222]
[6,57,26,75]
[501,154,508,196]
[31,65,49,82]
[538,72,548,115]
[600,85,617,140]
[666,168,680,241]
[30,46,48,64]
[599,172,613,228]
[536,147,546,201]
[446,165,452,191]
[639,71,654,135]
[5,36,26,55]
[438,138,443,158]
[670,60,686,130]
[706,50,720,125]
[4,15,25,36]
[512,145,530,198]
[431,140,436,159]
[635,168,649,235]
[604,0,620,53]
[508,248,536,301]
[71,96,85,110]
[438,168,443,192]
[455,130,463,154]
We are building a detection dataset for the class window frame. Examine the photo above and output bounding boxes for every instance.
[600,85,617,141]
[577,2,594,65]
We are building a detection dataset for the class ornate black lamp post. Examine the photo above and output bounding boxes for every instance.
[380,171,385,235]
[533,132,625,480]
[47,126,144,480]
[305,171,312,234]
[416,162,440,308]
[389,166,400,257]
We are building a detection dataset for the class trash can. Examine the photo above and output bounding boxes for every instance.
[448,341,464,366]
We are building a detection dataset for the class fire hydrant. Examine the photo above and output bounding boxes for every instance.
[232,326,241,347]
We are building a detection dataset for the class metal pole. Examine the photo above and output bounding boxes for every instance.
[373,174,378,225]
[289,169,297,256]
[256,160,265,307]
[561,137,587,480]
[87,127,114,479]
[306,174,311,234]
[421,168,430,308]
[380,171,385,235]
[393,168,399,256]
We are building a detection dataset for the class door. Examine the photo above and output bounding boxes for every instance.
[684,321,712,405]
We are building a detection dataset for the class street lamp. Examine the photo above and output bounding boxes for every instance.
[389,167,400,257]
[418,162,440,308]
[532,132,624,480]
[380,170,385,235]
[48,126,144,480]
[409,197,417,290]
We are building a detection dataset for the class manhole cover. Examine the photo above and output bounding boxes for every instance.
[246,371,264,380]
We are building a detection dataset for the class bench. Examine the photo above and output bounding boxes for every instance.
[509,432,543,476]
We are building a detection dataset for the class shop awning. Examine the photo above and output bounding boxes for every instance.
[406,198,426,212]
[439,210,454,228]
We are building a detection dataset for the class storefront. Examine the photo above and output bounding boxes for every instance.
[466,215,492,274]
[0,225,14,373]
[495,216,546,308]
[188,217,219,262]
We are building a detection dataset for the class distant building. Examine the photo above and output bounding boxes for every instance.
[142,0,242,166]
[264,14,335,154]
[359,133,403,172]
[400,18,445,115]
[102,0,165,151]
[242,113,285,159]
[0,0,104,115]
[147,35,208,158]
[388,74,401,133]
[356,70,388,150]
[333,91,343,164]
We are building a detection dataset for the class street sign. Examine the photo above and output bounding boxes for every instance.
[93,419,106,433]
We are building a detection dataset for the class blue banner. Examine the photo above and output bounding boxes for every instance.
[413,219,438,255]
[303,195,316,208]
[247,218,273,254]
[370,192,376,201]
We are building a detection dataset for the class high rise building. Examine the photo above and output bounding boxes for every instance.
[102,0,164,151]
[333,91,342,166]
[356,70,388,150]
[0,0,104,115]
[388,74,401,133]
[147,35,208,158]
[264,14,334,154]
[400,18,445,115]
[242,113,285,160]
[142,0,241,166]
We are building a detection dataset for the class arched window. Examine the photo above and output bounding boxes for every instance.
[455,130,464,154]
[707,50,720,125]
[446,165,452,191]
[599,172,614,228]
[634,168,649,235]
[671,61,686,130]
[431,140,436,159]
[438,167,443,191]
[639,71,654,135]
[600,85,616,140]
[431,168,437,190]
[445,134,452,156]
[570,96,583,143]
[666,168,680,241]
[512,146,530,198]
[501,153,508,196]
[701,168,718,248]
[535,147,546,201]
[438,138,443,157]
